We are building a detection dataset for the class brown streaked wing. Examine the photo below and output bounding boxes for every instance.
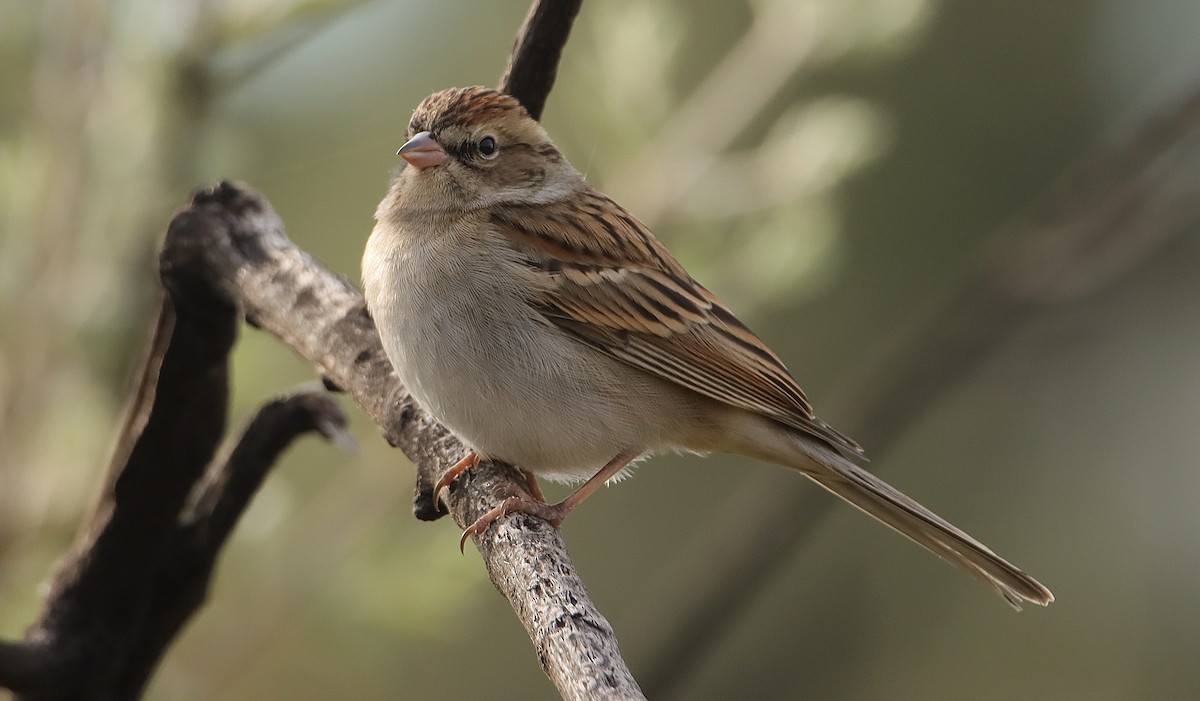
[491,194,864,457]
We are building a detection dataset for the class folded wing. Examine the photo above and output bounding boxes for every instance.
[491,191,863,458]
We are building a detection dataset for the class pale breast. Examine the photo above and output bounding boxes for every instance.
[363,220,694,480]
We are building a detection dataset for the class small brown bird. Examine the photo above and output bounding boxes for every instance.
[362,86,1053,609]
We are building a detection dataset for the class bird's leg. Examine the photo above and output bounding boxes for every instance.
[520,468,545,502]
[434,455,544,509]
[459,450,640,551]
[433,450,481,505]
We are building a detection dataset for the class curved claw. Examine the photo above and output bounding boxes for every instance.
[456,451,640,552]
[458,498,514,553]
[457,495,568,553]
[459,523,482,553]
[434,451,481,505]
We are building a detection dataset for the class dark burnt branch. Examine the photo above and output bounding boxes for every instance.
[0,640,51,694]
[1,285,235,701]
[0,280,233,699]
[110,389,349,699]
[181,389,352,548]
[499,0,582,119]
[0,233,346,700]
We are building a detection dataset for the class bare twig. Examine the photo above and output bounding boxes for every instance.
[0,282,348,700]
[0,285,235,699]
[1,291,235,701]
[110,389,350,699]
[499,0,583,120]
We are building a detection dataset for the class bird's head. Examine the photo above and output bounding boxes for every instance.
[388,86,580,214]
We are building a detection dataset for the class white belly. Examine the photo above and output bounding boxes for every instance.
[363,223,684,481]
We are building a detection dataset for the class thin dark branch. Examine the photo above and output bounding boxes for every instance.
[637,82,1200,699]
[110,389,349,699]
[9,283,236,701]
[183,388,351,546]
[498,0,583,120]
[0,209,352,701]
[0,640,53,694]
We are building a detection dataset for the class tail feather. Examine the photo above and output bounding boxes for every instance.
[726,414,1054,609]
[803,444,1053,609]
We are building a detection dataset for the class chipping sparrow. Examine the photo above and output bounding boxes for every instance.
[362,86,1052,609]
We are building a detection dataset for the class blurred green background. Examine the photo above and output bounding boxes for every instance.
[3,0,1200,699]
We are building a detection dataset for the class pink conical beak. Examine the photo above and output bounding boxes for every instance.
[397,131,447,170]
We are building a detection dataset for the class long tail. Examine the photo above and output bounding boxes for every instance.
[731,417,1054,609]
[805,444,1052,609]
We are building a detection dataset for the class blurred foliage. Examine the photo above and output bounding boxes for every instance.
[2,0,1200,699]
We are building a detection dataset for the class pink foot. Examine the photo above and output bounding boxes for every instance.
[459,494,566,553]
[433,451,480,505]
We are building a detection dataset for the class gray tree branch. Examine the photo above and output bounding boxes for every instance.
[161,181,644,700]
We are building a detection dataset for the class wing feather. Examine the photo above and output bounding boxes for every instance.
[492,191,863,456]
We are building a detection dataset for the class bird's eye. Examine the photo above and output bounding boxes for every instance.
[477,135,498,158]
